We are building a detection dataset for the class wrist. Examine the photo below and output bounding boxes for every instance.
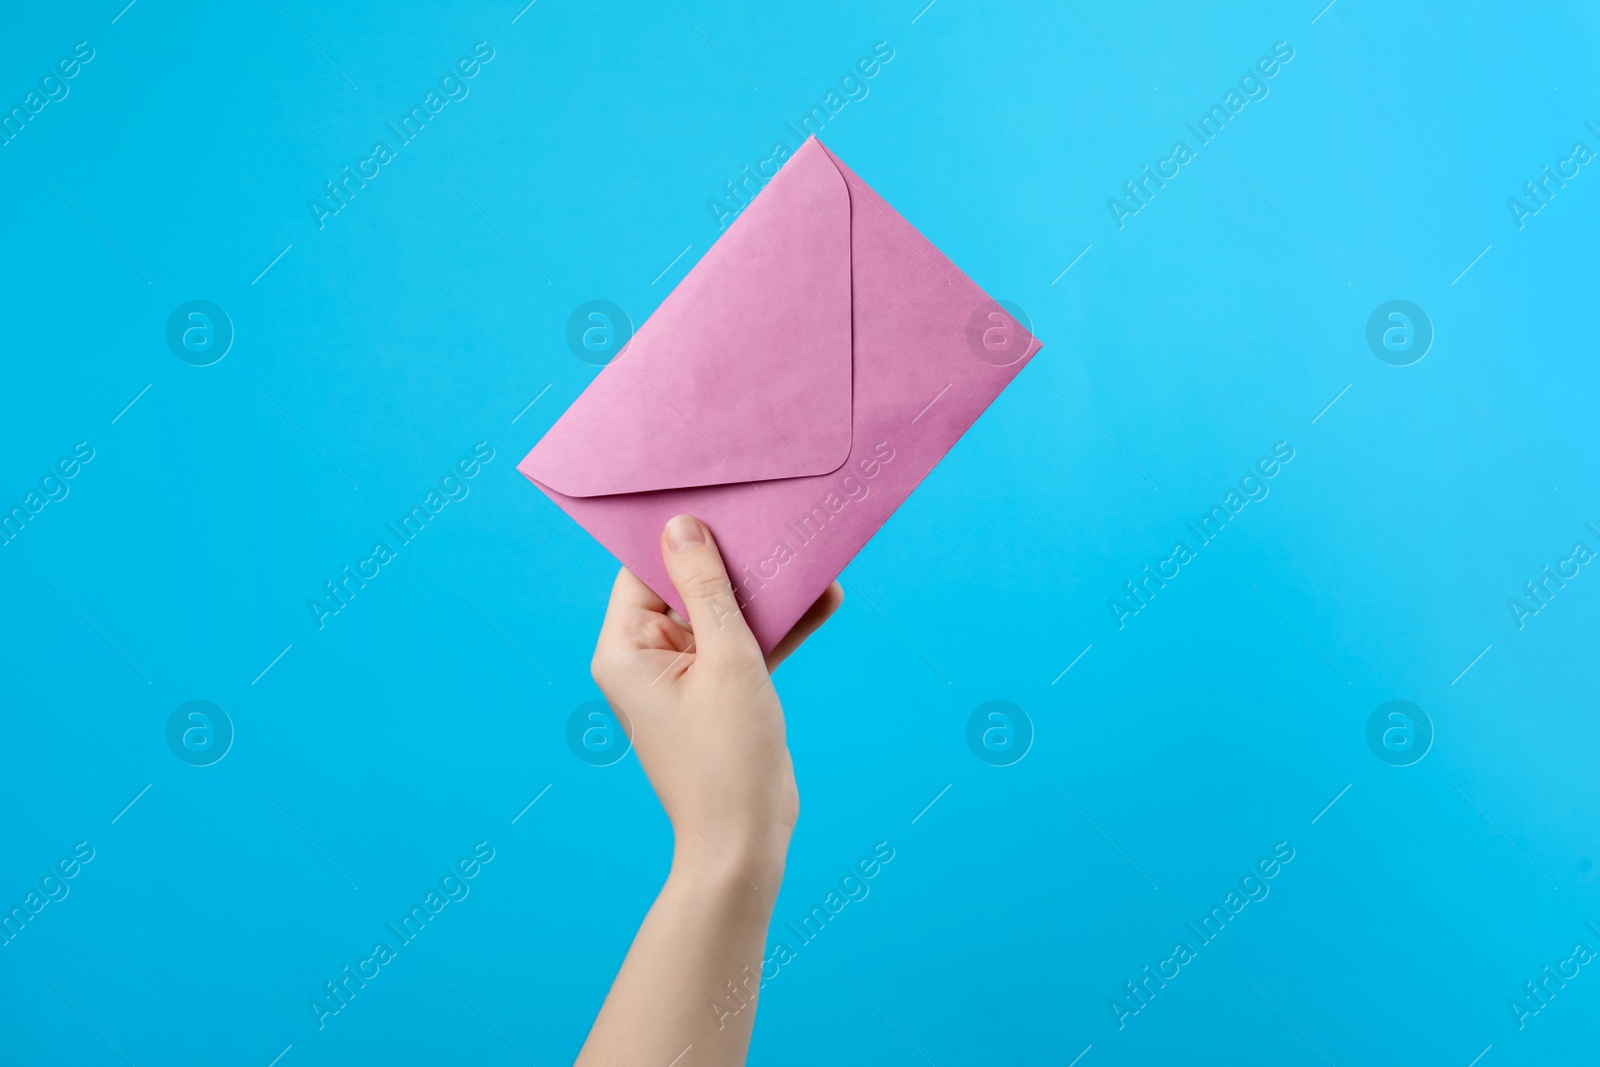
[670,828,789,903]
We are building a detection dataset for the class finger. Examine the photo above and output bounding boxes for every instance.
[606,566,668,617]
[766,581,843,673]
[601,567,690,653]
[659,514,758,662]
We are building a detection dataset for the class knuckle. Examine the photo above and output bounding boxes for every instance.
[677,568,732,604]
[639,615,680,649]
[686,578,746,628]
[590,649,616,688]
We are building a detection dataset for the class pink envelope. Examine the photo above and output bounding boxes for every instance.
[519,137,1041,654]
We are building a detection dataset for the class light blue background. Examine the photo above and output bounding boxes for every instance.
[3,1,1597,1064]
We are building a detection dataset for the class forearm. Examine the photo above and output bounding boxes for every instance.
[576,849,784,1067]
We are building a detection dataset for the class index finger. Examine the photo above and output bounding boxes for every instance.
[605,566,668,620]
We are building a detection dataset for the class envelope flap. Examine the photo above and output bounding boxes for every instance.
[522,140,854,498]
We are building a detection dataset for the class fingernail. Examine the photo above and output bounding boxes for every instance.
[665,514,704,551]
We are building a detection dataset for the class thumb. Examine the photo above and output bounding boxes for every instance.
[660,514,758,661]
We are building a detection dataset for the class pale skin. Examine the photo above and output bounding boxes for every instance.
[576,513,843,1067]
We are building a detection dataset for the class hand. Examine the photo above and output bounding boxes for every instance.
[590,514,843,885]
[577,515,841,1066]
